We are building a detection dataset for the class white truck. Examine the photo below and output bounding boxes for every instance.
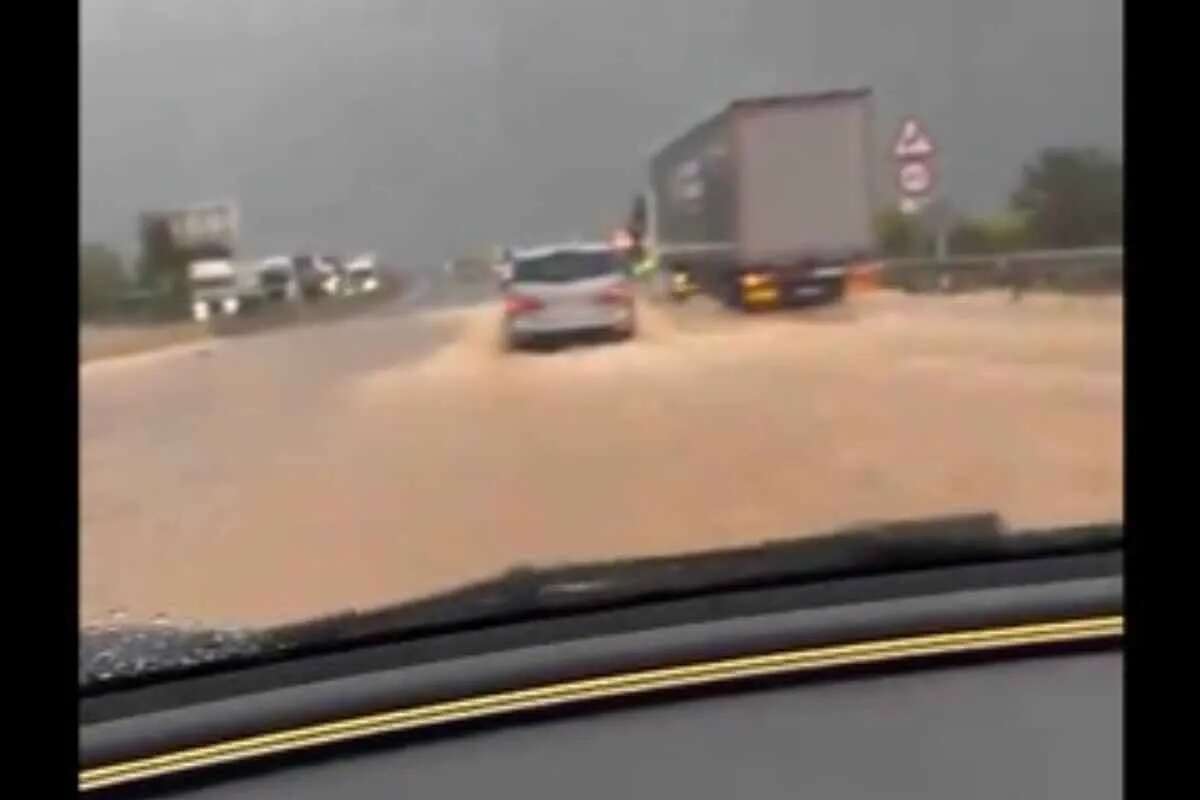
[256,256,301,303]
[187,259,273,321]
[188,259,237,321]
[646,88,877,309]
[292,254,344,300]
[342,253,381,295]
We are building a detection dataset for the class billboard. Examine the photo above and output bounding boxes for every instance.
[141,202,239,255]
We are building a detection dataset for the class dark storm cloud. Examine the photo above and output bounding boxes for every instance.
[81,0,1122,265]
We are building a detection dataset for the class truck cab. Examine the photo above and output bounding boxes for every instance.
[188,259,240,321]
[257,256,300,303]
[293,254,342,300]
[189,259,278,321]
[343,253,381,295]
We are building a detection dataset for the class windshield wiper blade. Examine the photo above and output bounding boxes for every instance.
[265,511,1120,650]
[80,512,1121,693]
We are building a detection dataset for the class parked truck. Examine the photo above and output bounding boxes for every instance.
[292,254,344,300]
[342,252,381,295]
[187,259,255,320]
[257,256,301,303]
[644,88,877,309]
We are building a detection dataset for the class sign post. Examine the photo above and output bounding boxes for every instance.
[892,117,946,259]
[923,197,953,262]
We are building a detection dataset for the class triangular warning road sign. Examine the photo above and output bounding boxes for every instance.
[893,118,935,159]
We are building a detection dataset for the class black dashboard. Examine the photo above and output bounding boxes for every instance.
[128,651,1118,799]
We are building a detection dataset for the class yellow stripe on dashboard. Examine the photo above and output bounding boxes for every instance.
[80,614,1122,791]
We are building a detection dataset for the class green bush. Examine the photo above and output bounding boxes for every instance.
[874,209,930,258]
[948,212,1031,255]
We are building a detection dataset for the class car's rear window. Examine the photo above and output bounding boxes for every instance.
[514,252,618,283]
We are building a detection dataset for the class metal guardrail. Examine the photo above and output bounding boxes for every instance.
[882,246,1123,295]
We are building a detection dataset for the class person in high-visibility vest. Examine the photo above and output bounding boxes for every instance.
[632,247,658,279]
[623,217,657,281]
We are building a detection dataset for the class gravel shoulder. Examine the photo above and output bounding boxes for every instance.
[80,322,210,365]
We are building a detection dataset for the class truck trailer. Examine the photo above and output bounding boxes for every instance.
[646,88,877,309]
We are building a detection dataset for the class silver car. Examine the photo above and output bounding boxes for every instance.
[502,243,636,349]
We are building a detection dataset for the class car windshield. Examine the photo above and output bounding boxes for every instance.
[514,251,618,282]
[80,0,1122,689]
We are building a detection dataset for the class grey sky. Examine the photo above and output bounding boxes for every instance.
[81,0,1122,265]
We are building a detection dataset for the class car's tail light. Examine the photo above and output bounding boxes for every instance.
[504,293,544,316]
[610,228,635,251]
[596,282,634,305]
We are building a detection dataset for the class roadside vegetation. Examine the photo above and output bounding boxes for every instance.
[875,145,1123,257]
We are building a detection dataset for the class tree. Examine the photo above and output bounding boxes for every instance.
[1010,147,1122,248]
[133,213,214,318]
[135,214,188,293]
[79,243,129,318]
[948,212,1030,254]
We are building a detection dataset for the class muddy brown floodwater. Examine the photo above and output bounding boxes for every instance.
[80,289,1122,627]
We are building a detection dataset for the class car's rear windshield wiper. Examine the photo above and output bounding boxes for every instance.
[80,512,1121,693]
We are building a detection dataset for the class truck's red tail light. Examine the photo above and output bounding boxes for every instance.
[504,293,544,316]
[596,282,634,305]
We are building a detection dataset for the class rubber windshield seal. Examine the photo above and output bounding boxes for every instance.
[81,569,1121,769]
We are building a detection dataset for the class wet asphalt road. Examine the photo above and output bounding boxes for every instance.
[81,277,1122,627]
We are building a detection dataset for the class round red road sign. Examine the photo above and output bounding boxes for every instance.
[897,160,936,197]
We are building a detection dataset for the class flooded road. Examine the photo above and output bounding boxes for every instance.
[80,279,1122,626]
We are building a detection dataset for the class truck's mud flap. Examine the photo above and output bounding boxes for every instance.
[784,278,846,307]
[736,277,845,311]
